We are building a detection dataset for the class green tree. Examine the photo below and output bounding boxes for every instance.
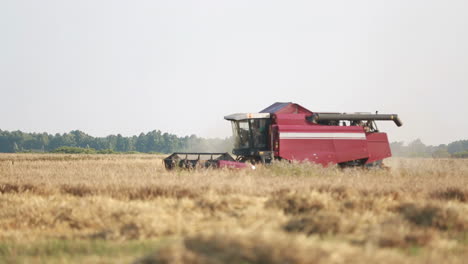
[135,133,146,152]
[447,140,468,154]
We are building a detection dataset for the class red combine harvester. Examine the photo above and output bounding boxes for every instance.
[164,102,402,169]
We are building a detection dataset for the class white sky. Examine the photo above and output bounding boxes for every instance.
[1,0,467,145]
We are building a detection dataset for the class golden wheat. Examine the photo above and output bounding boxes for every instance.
[0,154,467,263]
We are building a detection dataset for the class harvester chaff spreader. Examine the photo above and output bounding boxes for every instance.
[164,102,402,169]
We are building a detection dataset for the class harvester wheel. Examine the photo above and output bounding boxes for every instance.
[364,160,383,169]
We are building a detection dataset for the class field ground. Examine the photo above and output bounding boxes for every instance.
[0,154,467,263]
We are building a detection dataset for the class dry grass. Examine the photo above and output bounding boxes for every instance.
[0,154,467,263]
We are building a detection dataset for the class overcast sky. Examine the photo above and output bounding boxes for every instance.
[1,0,467,145]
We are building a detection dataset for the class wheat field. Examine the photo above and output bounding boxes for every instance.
[0,154,467,263]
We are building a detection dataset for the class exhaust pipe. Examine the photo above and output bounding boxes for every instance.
[308,113,403,127]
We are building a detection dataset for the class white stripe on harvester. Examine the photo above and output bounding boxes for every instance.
[280,132,366,140]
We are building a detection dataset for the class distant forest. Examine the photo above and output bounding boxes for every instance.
[0,129,467,158]
[390,139,468,158]
[0,129,232,154]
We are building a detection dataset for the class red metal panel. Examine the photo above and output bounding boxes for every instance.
[365,132,392,164]
[275,122,365,134]
[274,104,312,114]
[279,136,337,165]
[276,124,369,165]
[274,114,310,126]
[333,136,368,163]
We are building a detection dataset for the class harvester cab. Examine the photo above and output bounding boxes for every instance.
[224,113,273,163]
[164,102,403,169]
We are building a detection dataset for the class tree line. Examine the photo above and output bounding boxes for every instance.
[1,129,467,158]
[390,139,468,158]
[0,129,233,154]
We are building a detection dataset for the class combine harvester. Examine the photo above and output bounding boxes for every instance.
[164,102,402,169]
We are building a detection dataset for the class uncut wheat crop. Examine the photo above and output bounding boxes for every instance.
[0,154,467,264]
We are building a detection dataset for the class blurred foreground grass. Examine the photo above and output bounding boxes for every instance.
[0,239,168,264]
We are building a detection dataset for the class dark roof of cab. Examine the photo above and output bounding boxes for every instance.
[260,102,312,114]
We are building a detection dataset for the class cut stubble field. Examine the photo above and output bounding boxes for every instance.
[0,154,467,263]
